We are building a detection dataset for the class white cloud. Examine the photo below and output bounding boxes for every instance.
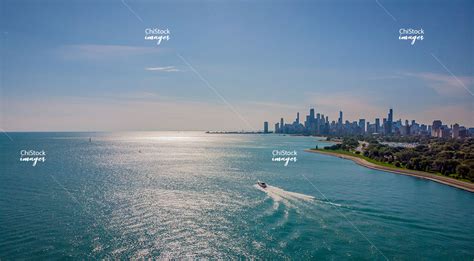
[145,66,180,72]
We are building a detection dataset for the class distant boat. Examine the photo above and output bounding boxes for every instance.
[257,181,267,189]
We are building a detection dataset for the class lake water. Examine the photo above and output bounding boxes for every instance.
[1,132,473,259]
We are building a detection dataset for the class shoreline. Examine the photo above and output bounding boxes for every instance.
[305,149,474,193]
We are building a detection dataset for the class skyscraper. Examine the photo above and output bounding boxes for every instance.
[296,112,300,124]
[338,111,343,125]
[387,108,393,134]
[358,119,366,133]
[263,121,269,133]
[383,118,387,134]
[375,118,380,133]
[280,118,284,133]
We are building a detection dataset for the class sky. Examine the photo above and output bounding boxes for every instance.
[1,0,473,131]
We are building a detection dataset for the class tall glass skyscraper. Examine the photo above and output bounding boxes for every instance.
[387,109,393,134]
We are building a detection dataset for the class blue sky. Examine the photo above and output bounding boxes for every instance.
[1,0,473,131]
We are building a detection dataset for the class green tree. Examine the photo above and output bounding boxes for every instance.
[456,165,470,179]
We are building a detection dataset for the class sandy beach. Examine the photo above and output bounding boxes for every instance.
[305,149,474,193]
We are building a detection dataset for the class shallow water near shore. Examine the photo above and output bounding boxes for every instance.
[1,132,473,259]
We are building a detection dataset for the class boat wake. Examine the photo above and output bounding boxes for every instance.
[254,184,314,205]
[254,184,341,208]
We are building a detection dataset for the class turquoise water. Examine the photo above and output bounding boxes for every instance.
[1,132,473,259]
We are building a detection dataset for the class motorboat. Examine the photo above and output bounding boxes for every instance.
[257,181,267,188]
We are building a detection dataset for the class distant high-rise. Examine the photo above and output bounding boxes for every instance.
[280,118,284,133]
[441,128,451,138]
[296,112,300,124]
[405,120,410,136]
[274,123,279,134]
[310,109,315,120]
[375,118,380,133]
[263,121,269,133]
[431,120,442,137]
[358,119,366,133]
[338,111,343,125]
[452,123,460,139]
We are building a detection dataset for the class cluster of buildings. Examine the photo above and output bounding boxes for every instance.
[431,120,471,139]
[263,108,473,139]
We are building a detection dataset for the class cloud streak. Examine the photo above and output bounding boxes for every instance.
[145,66,180,72]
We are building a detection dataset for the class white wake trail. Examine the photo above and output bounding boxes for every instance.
[255,184,342,208]
[254,184,315,204]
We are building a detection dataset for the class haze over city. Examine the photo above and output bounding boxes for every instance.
[1,0,473,131]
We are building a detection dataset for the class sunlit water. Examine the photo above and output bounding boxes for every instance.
[1,132,473,259]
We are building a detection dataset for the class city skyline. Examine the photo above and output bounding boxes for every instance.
[265,107,473,138]
[1,0,473,131]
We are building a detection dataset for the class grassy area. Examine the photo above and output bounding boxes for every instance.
[311,148,416,170]
[311,148,474,184]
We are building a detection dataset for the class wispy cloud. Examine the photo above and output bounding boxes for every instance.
[404,72,474,96]
[145,66,180,72]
